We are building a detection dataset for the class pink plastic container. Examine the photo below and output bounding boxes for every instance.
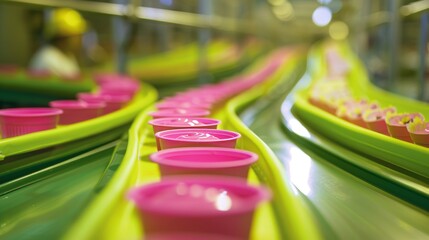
[128,177,271,239]
[386,113,425,142]
[156,101,212,110]
[363,107,396,135]
[155,129,240,150]
[149,117,220,134]
[99,80,140,98]
[150,147,257,178]
[166,95,218,105]
[77,92,131,114]
[49,100,105,125]
[150,109,210,119]
[407,121,429,147]
[0,108,62,138]
[342,101,379,128]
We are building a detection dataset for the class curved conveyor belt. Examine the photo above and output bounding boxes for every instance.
[238,47,429,239]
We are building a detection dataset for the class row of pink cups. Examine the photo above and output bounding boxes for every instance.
[0,73,140,138]
[51,74,140,125]
[126,57,286,239]
[310,94,429,147]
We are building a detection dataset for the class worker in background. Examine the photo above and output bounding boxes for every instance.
[29,8,86,77]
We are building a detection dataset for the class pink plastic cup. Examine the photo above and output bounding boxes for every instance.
[49,100,105,125]
[150,109,210,119]
[128,176,271,239]
[363,107,396,135]
[0,108,62,138]
[155,129,241,150]
[77,92,131,114]
[386,113,425,142]
[99,81,140,98]
[149,117,220,134]
[407,121,429,147]
[150,147,257,178]
[165,95,218,105]
[156,101,212,110]
[343,101,379,128]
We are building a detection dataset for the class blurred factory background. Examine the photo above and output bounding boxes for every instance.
[0,0,427,100]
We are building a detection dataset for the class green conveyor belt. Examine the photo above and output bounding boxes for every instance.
[1,42,427,240]
[237,54,429,239]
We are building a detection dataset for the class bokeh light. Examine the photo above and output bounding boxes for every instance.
[312,6,332,27]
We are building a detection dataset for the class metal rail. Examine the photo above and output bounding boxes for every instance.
[2,0,255,33]
[400,0,429,17]
[366,1,429,28]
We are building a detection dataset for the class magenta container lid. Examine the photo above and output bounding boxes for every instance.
[128,176,271,216]
[155,129,240,142]
[0,107,63,117]
[150,109,210,119]
[149,117,220,128]
[49,100,105,109]
[150,147,257,169]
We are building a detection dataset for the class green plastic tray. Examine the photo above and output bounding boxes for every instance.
[293,42,429,180]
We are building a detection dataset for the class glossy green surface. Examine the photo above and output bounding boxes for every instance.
[0,139,126,239]
[239,55,429,239]
[0,125,129,184]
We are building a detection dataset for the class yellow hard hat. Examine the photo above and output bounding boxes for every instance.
[45,8,87,39]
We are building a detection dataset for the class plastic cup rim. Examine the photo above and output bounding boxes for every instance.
[0,107,63,117]
[148,117,220,128]
[50,100,105,109]
[150,147,258,168]
[155,129,241,142]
